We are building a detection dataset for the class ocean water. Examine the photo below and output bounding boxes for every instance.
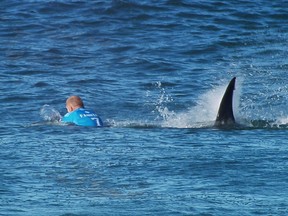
[1,0,288,215]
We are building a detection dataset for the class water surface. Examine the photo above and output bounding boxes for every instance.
[1,0,288,215]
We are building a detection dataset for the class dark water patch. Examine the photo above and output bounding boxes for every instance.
[254,48,285,56]
[6,50,33,59]
[231,10,262,20]
[176,11,214,21]
[33,81,50,88]
[107,45,137,53]
[23,70,47,76]
[181,44,220,56]
[66,78,117,86]
[217,39,248,48]
[269,11,288,20]
[45,48,63,55]
[37,1,85,15]
[162,0,192,7]
[104,1,165,15]
[10,23,47,35]
[2,95,31,103]
[60,214,80,216]
[199,24,221,32]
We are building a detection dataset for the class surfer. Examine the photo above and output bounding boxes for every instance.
[62,95,103,127]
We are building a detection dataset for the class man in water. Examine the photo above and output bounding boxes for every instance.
[62,95,103,127]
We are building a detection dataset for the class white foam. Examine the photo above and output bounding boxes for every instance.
[159,78,242,128]
[40,104,62,122]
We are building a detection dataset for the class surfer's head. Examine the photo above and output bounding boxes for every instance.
[66,95,84,112]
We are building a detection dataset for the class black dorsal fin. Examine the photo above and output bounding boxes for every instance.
[214,77,236,127]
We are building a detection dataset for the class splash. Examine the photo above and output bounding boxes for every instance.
[153,81,175,121]
[40,104,62,122]
[157,79,242,128]
[275,116,288,125]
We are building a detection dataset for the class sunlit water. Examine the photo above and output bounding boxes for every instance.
[1,1,288,215]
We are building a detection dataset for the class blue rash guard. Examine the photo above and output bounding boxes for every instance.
[62,108,103,127]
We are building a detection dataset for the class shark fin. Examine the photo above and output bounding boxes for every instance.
[214,77,236,127]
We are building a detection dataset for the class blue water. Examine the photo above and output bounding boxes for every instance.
[1,0,288,215]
